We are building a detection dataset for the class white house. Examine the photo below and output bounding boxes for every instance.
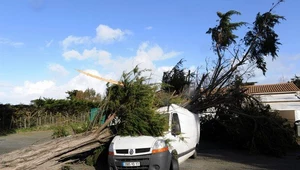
[246,82,300,124]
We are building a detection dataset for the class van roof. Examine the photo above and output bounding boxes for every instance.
[157,104,195,115]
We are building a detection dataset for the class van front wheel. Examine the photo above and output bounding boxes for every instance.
[170,157,179,170]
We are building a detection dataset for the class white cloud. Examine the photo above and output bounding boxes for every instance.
[249,55,300,84]
[291,54,300,60]
[45,39,53,47]
[66,70,109,95]
[61,24,131,50]
[13,80,55,96]
[94,24,131,43]
[61,35,90,50]
[136,42,182,61]
[63,47,112,65]
[1,42,182,104]
[0,38,24,47]
[145,26,153,30]
[0,70,111,104]
[100,42,182,83]
[48,63,69,76]
[63,50,83,60]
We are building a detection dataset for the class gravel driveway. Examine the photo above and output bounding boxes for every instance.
[1,131,300,170]
[0,130,53,155]
[181,141,300,170]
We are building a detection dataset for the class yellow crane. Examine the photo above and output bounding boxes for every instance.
[76,69,124,86]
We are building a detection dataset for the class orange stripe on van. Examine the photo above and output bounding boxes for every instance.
[152,147,169,154]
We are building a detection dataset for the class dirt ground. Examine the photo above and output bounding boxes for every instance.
[180,141,300,170]
[0,130,53,155]
[1,131,300,170]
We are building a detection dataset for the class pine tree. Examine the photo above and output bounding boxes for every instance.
[104,66,168,136]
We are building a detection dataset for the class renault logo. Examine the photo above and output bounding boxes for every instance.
[129,149,134,155]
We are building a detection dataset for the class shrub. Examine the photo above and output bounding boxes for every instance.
[52,126,69,138]
[70,122,89,134]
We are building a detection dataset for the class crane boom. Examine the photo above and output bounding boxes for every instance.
[76,69,124,86]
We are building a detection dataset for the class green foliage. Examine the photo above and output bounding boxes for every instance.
[105,66,168,136]
[205,1,285,78]
[162,59,194,94]
[244,11,285,74]
[0,104,14,134]
[66,90,79,100]
[66,88,101,102]
[0,89,97,135]
[154,91,188,108]
[85,146,105,166]
[16,125,53,133]
[200,82,297,157]
[52,126,70,138]
[290,75,300,89]
[207,10,247,50]
[70,122,89,134]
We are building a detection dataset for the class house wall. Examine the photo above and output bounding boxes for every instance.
[255,93,299,102]
[296,110,300,121]
[277,110,295,123]
[253,93,300,122]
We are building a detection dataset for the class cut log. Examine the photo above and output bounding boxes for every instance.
[0,113,116,170]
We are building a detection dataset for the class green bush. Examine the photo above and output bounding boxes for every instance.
[201,104,298,157]
[52,126,69,138]
[70,122,89,134]
[85,146,105,166]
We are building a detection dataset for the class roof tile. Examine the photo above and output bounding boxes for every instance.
[245,82,300,94]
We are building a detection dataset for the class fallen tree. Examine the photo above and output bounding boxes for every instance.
[185,0,298,156]
[0,113,115,170]
[0,67,168,170]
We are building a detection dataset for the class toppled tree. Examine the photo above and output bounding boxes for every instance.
[0,67,168,169]
[200,78,296,156]
[187,0,298,156]
[189,0,286,111]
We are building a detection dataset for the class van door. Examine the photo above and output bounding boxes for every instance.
[165,112,189,163]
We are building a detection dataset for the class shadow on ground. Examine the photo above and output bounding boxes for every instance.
[95,145,109,170]
[197,140,300,170]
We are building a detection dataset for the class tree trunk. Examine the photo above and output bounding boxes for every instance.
[24,117,26,129]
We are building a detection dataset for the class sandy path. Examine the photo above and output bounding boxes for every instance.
[0,130,53,155]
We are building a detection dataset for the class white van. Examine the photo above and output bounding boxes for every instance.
[107,104,200,170]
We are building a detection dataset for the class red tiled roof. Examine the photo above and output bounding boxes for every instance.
[245,82,300,94]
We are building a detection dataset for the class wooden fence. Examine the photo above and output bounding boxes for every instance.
[8,112,90,129]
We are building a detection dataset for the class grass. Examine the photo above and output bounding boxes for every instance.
[0,129,16,136]
[16,125,54,133]
[1,121,91,138]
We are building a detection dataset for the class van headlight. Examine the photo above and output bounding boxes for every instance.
[108,142,114,155]
[152,139,168,154]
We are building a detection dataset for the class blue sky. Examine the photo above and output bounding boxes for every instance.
[0,0,299,104]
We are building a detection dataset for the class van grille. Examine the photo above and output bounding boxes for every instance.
[116,166,148,170]
[115,148,151,155]
[116,149,128,154]
[135,148,150,153]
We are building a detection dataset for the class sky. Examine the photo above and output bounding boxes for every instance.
[0,0,299,104]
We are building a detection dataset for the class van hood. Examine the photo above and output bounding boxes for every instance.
[112,136,158,149]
